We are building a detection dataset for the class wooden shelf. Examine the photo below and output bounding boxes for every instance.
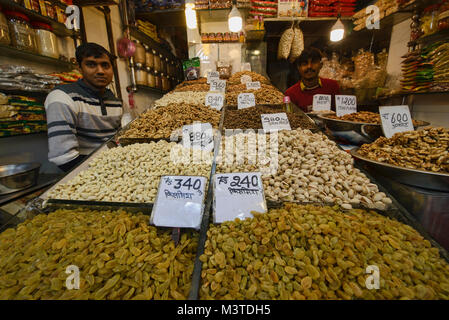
[128,26,177,61]
[0,0,78,37]
[0,44,75,70]
[73,0,118,6]
[135,9,185,27]
[264,16,353,22]
[135,85,167,95]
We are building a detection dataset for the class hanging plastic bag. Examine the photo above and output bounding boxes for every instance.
[289,25,304,63]
[277,23,295,60]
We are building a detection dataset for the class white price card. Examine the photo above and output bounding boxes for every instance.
[205,92,224,111]
[210,79,226,92]
[336,95,357,117]
[238,93,256,109]
[246,81,261,90]
[182,122,214,151]
[313,94,331,112]
[261,113,291,132]
[379,105,414,138]
[241,62,251,71]
[207,71,219,84]
[151,176,206,229]
[240,74,252,84]
[213,172,267,223]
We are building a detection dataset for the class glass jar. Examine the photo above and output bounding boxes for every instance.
[5,11,36,52]
[147,67,156,88]
[31,21,58,58]
[135,63,147,86]
[154,71,162,89]
[153,50,161,72]
[161,73,169,91]
[0,6,11,45]
[144,44,153,68]
[133,40,146,64]
[45,1,55,19]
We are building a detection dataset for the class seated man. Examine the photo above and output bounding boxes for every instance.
[45,43,123,172]
[285,48,340,112]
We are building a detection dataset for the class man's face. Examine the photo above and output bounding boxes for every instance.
[297,58,322,81]
[80,54,113,89]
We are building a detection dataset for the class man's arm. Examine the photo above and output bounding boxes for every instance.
[44,89,80,166]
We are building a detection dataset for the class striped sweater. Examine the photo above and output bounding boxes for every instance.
[44,79,122,166]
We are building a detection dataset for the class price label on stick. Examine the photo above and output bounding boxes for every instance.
[182,122,214,151]
[312,94,331,112]
[261,113,291,132]
[207,71,219,84]
[246,81,261,90]
[336,95,357,117]
[151,176,206,229]
[210,79,226,92]
[213,172,267,223]
[379,105,414,138]
[205,92,224,110]
[238,93,256,109]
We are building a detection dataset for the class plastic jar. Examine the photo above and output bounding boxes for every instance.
[144,44,153,68]
[133,40,146,64]
[147,67,156,88]
[438,2,449,31]
[31,22,58,58]
[0,6,11,45]
[154,71,162,89]
[5,11,36,52]
[153,50,161,72]
[135,63,147,86]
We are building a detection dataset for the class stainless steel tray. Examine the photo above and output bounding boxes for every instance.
[0,162,40,195]
[350,148,449,192]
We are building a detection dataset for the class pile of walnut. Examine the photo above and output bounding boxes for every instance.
[120,104,221,139]
[0,209,198,300]
[199,203,449,300]
[358,127,449,174]
[216,128,392,210]
[325,111,420,126]
[47,141,212,203]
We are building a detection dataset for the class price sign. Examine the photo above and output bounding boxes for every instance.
[210,79,226,92]
[238,93,256,109]
[205,92,224,110]
[246,81,261,90]
[313,94,331,112]
[261,113,291,132]
[151,176,206,229]
[241,62,251,71]
[207,71,219,84]
[336,95,357,117]
[379,105,414,138]
[182,122,214,151]
[213,172,267,223]
[240,75,252,84]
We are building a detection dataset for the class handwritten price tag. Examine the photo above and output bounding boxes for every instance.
[182,122,214,151]
[207,71,220,84]
[205,92,224,110]
[213,172,267,223]
[313,94,331,112]
[151,176,206,229]
[261,113,291,132]
[246,81,261,90]
[336,95,357,117]
[238,93,256,109]
[210,79,226,92]
[379,105,414,138]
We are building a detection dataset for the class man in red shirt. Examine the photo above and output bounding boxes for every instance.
[285,48,340,112]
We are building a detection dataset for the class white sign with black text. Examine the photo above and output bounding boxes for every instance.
[182,122,214,151]
[261,113,291,132]
[213,172,267,223]
[206,71,220,84]
[210,79,226,92]
[151,176,206,229]
[238,93,256,109]
[336,95,357,117]
[246,81,261,90]
[312,94,331,112]
[379,105,414,138]
[205,92,224,110]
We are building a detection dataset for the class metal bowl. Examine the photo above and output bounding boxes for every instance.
[317,115,430,145]
[0,163,41,195]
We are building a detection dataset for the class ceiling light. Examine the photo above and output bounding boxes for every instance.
[330,18,345,42]
[228,5,242,33]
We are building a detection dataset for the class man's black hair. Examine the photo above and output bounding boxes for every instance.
[295,48,323,66]
[75,42,116,66]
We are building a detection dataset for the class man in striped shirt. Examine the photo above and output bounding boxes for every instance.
[45,43,123,172]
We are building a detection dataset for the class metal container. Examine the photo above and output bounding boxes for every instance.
[0,162,40,195]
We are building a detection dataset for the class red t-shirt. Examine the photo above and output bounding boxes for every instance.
[285,78,341,112]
